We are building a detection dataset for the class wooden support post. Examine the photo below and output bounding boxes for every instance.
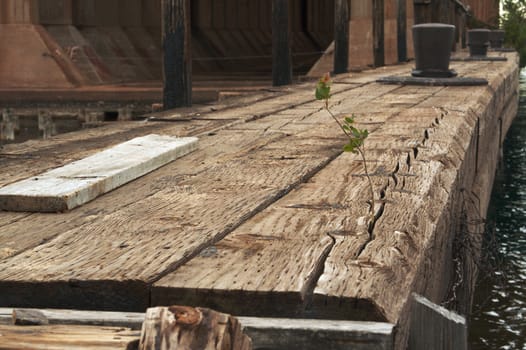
[409,294,467,350]
[397,0,407,62]
[139,306,252,350]
[413,0,431,24]
[162,0,192,110]
[272,0,292,86]
[460,12,467,49]
[333,0,349,74]
[373,0,385,67]
[38,0,73,25]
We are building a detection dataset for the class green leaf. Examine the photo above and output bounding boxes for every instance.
[343,143,357,153]
[315,83,331,100]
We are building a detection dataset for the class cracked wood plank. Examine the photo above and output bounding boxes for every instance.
[0,127,343,311]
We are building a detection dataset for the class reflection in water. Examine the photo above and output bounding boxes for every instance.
[470,69,526,349]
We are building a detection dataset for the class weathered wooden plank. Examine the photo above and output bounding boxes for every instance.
[0,130,344,311]
[1,307,395,350]
[139,306,252,350]
[162,0,192,109]
[8,308,145,330]
[0,135,198,212]
[151,153,390,318]
[272,0,292,86]
[0,324,140,350]
[240,317,394,350]
[408,294,467,350]
[0,73,406,262]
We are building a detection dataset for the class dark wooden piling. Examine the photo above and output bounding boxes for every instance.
[409,294,467,350]
[162,0,192,110]
[333,0,349,74]
[272,0,292,86]
[373,0,385,67]
[397,0,407,62]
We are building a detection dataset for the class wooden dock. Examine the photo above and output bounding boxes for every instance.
[0,52,519,349]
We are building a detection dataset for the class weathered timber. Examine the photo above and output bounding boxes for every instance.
[1,307,394,350]
[408,294,467,350]
[12,309,49,325]
[0,324,140,350]
[139,306,252,350]
[333,0,349,74]
[239,317,394,350]
[397,0,407,62]
[162,0,192,109]
[376,75,488,86]
[373,0,385,67]
[313,57,519,349]
[0,54,518,349]
[0,135,198,212]
[0,67,407,312]
[272,0,292,86]
[7,308,145,329]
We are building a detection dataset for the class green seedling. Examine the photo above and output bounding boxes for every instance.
[315,73,375,216]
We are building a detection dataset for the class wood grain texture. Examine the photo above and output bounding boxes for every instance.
[0,67,414,310]
[139,306,251,350]
[0,54,518,350]
[0,324,140,350]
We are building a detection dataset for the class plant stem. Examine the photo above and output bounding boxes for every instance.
[324,105,352,139]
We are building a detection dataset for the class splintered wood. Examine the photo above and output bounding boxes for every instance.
[0,324,140,350]
[0,53,519,348]
[139,306,251,350]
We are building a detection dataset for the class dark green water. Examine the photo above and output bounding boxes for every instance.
[470,69,526,349]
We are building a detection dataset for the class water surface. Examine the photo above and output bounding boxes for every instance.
[470,69,526,349]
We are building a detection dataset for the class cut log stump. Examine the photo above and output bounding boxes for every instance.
[139,306,252,350]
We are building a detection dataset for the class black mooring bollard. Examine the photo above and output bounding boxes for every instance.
[489,30,505,49]
[468,29,491,57]
[412,23,457,78]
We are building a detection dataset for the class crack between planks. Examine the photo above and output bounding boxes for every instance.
[146,149,345,289]
[301,231,337,306]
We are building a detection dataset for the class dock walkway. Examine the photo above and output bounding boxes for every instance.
[0,52,519,348]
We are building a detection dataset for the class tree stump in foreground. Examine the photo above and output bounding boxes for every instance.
[139,306,252,350]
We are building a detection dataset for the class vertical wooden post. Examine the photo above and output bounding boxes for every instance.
[272,0,292,86]
[373,0,385,67]
[397,0,407,62]
[38,0,73,25]
[409,294,467,350]
[162,0,192,109]
[333,0,349,74]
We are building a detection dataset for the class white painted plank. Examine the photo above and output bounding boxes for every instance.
[0,135,198,212]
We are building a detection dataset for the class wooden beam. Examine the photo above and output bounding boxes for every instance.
[2,308,395,350]
[272,0,292,86]
[0,135,198,212]
[138,306,252,350]
[409,294,467,350]
[333,0,349,74]
[397,0,407,62]
[373,0,384,67]
[162,0,192,109]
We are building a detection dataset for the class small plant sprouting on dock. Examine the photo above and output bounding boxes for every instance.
[315,73,375,216]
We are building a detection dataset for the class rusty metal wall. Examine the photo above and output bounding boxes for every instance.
[462,0,500,26]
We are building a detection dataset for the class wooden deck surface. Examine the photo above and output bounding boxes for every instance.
[0,52,519,347]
